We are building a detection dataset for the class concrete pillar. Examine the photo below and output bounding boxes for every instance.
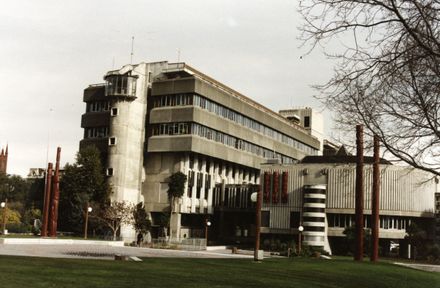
[200,159,206,211]
[207,161,214,214]
[181,154,190,213]
[170,212,181,241]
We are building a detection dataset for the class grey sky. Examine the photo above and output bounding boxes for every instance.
[1,0,333,176]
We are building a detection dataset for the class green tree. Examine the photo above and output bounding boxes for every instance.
[133,202,151,235]
[406,222,427,260]
[0,174,31,204]
[94,201,134,241]
[167,172,187,199]
[343,226,371,256]
[59,146,110,234]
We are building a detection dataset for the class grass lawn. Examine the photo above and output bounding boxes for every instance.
[0,256,438,288]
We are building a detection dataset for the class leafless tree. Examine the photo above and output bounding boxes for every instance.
[94,201,134,240]
[299,0,440,175]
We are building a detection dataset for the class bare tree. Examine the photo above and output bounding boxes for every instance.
[299,0,440,175]
[94,201,134,240]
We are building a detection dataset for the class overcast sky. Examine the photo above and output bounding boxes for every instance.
[1,0,334,177]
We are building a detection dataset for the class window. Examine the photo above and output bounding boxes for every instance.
[106,168,114,176]
[111,108,118,116]
[290,212,301,228]
[109,137,117,146]
[304,116,310,128]
[261,211,270,227]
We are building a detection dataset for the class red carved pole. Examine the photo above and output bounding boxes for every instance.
[264,172,270,203]
[49,147,61,237]
[41,162,53,237]
[272,172,279,204]
[371,136,380,262]
[355,125,364,261]
[282,171,288,203]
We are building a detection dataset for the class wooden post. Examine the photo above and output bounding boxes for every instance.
[41,163,53,237]
[355,125,364,261]
[49,147,61,237]
[371,135,380,262]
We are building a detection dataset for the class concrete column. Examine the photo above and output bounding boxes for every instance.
[207,161,214,214]
[200,158,206,211]
[227,164,233,183]
[170,212,181,241]
[182,154,190,213]
[191,156,198,213]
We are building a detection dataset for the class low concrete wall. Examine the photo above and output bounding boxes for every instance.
[0,238,124,246]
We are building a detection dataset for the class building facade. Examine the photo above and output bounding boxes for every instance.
[260,156,438,255]
[80,61,321,241]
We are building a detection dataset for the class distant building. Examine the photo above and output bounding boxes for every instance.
[27,168,47,179]
[27,168,65,179]
[80,61,321,241]
[0,145,8,174]
[279,107,325,153]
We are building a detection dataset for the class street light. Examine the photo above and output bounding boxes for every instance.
[298,225,304,255]
[205,219,211,249]
[1,199,7,235]
[251,187,263,261]
[84,204,92,239]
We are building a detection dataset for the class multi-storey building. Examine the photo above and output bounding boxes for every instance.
[80,61,321,241]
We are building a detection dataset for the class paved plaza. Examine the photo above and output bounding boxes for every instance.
[0,239,253,260]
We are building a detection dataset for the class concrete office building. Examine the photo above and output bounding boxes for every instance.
[80,61,321,241]
[260,153,438,255]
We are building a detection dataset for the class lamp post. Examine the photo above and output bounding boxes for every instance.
[205,219,211,248]
[298,225,304,254]
[251,186,262,261]
[84,204,92,239]
[1,199,7,235]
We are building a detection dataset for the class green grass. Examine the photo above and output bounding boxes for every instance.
[0,256,438,288]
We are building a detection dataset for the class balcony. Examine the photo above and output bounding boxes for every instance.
[104,74,138,100]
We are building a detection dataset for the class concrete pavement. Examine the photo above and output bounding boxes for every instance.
[0,238,254,260]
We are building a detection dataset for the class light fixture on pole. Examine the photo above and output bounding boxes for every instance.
[205,219,211,249]
[84,204,92,239]
[251,186,263,261]
[298,225,304,254]
[1,199,7,235]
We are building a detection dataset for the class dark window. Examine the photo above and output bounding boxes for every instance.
[109,137,117,145]
[261,211,270,227]
[111,108,118,116]
[290,212,301,228]
[304,116,310,128]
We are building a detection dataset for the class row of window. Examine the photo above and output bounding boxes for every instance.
[84,127,109,139]
[86,101,110,113]
[327,214,408,230]
[212,186,254,209]
[151,122,296,164]
[152,93,319,155]
[187,154,259,180]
